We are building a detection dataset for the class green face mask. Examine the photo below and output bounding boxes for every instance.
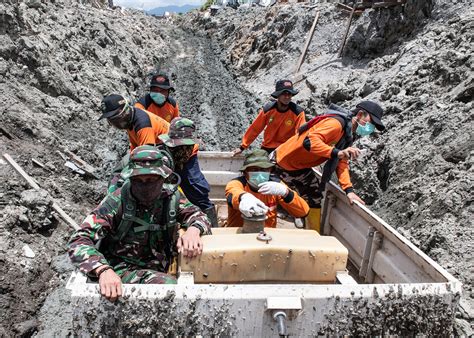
[248,171,270,190]
[150,92,166,106]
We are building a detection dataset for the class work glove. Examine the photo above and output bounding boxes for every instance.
[258,181,289,197]
[239,193,269,218]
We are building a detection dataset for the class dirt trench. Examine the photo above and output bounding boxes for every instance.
[0,2,259,336]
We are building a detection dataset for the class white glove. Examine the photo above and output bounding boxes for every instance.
[258,181,289,197]
[239,193,269,218]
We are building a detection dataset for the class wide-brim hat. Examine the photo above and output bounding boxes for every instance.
[158,134,198,147]
[128,145,173,178]
[98,94,128,120]
[354,101,385,131]
[271,79,299,98]
[158,117,199,147]
[240,149,275,171]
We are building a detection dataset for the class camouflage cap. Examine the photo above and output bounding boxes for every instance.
[240,149,274,171]
[158,117,199,147]
[128,145,173,178]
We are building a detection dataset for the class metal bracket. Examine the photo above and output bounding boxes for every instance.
[266,297,302,320]
[321,192,337,236]
[336,271,358,285]
[365,231,383,283]
[177,271,194,285]
[359,226,376,279]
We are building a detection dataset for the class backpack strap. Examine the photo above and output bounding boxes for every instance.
[114,181,136,241]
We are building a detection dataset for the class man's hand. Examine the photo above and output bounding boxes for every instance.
[347,192,365,205]
[177,226,203,258]
[239,193,269,217]
[338,147,361,160]
[258,181,289,197]
[95,267,122,302]
[232,147,243,156]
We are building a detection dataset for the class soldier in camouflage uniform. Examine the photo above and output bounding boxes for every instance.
[109,117,219,228]
[68,145,211,301]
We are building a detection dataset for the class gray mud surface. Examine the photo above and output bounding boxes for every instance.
[0,0,472,336]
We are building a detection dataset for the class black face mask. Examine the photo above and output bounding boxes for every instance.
[130,178,164,206]
[108,107,133,129]
[170,146,194,170]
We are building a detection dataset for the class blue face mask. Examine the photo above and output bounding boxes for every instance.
[356,121,375,137]
[150,92,166,105]
[248,171,270,190]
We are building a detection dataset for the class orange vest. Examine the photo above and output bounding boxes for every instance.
[135,95,180,123]
[241,101,306,150]
[275,117,353,190]
[225,176,309,227]
[127,108,169,151]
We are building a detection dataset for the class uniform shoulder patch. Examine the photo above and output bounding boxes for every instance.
[262,101,277,113]
[289,102,304,116]
[167,96,177,107]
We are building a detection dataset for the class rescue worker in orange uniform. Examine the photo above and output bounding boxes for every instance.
[233,80,306,155]
[99,94,169,151]
[272,101,385,233]
[225,149,309,228]
[134,72,180,123]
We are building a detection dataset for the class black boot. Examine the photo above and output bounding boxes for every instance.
[203,205,219,228]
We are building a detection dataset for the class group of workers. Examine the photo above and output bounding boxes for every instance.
[68,73,385,301]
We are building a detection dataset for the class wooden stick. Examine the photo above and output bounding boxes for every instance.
[295,11,320,74]
[3,153,80,230]
[338,2,357,58]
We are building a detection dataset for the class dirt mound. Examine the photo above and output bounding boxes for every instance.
[0,0,261,334]
[183,1,473,332]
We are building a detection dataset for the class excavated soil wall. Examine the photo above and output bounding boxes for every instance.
[0,0,472,335]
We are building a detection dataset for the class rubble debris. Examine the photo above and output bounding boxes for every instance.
[22,244,36,258]
[3,153,79,230]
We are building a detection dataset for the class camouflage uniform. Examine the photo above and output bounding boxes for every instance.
[68,146,211,284]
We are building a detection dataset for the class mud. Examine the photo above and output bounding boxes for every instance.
[1,0,473,335]
[0,0,259,335]
[184,0,473,332]
[71,292,236,336]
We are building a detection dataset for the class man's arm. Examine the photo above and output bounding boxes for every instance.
[225,178,247,210]
[176,192,211,258]
[277,185,310,218]
[240,109,268,150]
[335,159,365,205]
[67,198,116,276]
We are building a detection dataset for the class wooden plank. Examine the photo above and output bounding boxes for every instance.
[295,11,320,74]
[0,126,15,140]
[3,153,80,230]
[63,150,98,178]
[338,2,356,58]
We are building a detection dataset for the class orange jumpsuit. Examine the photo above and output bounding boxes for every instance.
[225,176,309,227]
[135,95,180,123]
[127,108,169,151]
[240,101,306,151]
[275,117,352,191]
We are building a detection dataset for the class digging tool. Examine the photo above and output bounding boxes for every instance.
[3,153,80,230]
[338,1,357,58]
